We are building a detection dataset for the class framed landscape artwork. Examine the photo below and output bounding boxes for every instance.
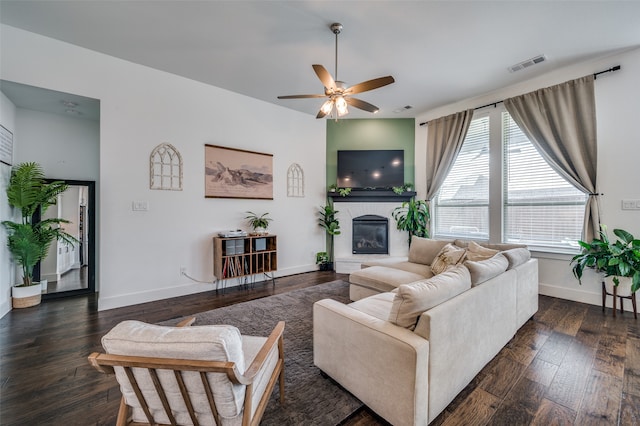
[204,144,273,199]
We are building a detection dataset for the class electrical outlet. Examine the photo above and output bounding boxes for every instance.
[180,267,187,275]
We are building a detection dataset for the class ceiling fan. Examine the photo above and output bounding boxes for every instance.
[278,23,395,119]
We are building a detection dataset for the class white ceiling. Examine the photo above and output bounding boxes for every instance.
[1,1,639,119]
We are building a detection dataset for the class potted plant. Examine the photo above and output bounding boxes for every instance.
[245,211,272,235]
[328,183,337,193]
[571,226,640,294]
[2,162,77,308]
[315,251,330,271]
[337,187,351,197]
[318,202,341,270]
[392,182,414,195]
[392,198,430,245]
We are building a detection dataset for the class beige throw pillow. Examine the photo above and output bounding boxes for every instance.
[465,241,499,261]
[431,243,467,275]
[464,252,509,286]
[408,237,451,265]
[389,265,472,329]
[502,247,531,269]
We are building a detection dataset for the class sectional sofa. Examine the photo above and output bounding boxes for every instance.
[313,237,538,425]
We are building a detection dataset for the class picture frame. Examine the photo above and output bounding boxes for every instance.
[0,124,14,166]
[204,144,273,199]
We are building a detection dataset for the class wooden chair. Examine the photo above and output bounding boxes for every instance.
[88,317,285,426]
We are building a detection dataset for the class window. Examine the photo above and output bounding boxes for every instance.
[432,108,587,252]
[433,116,490,239]
[502,112,587,251]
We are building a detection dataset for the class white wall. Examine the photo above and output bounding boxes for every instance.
[416,47,640,311]
[0,92,16,317]
[1,25,327,312]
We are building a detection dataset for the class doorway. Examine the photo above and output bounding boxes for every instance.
[35,180,96,299]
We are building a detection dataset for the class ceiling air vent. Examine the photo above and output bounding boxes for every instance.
[508,54,546,73]
[393,105,413,113]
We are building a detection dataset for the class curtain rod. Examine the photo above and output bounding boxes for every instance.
[418,65,621,126]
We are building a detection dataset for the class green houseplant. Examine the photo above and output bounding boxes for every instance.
[571,226,640,293]
[392,198,430,245]
[245,211,272,235]
[2,162,77,307]
[318,202,341,270]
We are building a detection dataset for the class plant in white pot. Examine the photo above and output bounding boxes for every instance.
[245,211,272,236]
[2,162,77,308]
[571,226,640,315]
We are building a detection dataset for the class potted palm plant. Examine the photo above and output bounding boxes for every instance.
[245,211,272,235]
[571,226,640,294]
[392,198,430,245]
[2,162,77,308]
[318,202,340,270]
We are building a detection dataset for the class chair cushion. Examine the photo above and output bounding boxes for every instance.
[464,253,509,286]
[389,265,472,329]
[465,241,499,261]
[102,320,246,422]
[408,237,451,265]
[431,243,467,275]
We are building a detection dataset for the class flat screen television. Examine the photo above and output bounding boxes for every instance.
[337,149,404,189]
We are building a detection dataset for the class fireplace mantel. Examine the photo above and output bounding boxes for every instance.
[328,189,416,203]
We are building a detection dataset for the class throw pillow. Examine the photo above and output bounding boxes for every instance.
[464,252,509,286]
[502,247,531,269]
[389,265,472,329]
[408,236,451,265]
[430,243,467,275]
[465,241,499,261]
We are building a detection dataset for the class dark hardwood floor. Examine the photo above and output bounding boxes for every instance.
[1,271,638,425]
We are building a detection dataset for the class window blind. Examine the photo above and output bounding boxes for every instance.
[502,112,587,251]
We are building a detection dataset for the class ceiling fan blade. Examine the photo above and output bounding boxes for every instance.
[346,97,379,113]
[345,76,395,95]
[278,94,327,99]
[313,64,336,91]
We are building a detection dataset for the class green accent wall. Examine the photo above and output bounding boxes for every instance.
[326,118,415,186]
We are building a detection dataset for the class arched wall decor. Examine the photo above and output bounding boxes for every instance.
[150,143,183,190]
[287,163,305,197]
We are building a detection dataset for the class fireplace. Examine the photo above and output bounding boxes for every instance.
[352,215,389,254]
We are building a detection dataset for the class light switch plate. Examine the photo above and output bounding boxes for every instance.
[132,201,148,211]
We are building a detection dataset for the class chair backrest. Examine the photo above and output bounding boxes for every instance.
[100,320,246,425]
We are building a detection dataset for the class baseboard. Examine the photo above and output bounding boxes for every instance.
[98,264,318,311]
[0,300,11,319]
[539,282,636,313]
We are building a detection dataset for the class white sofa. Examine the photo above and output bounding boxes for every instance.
[313,237,538,425]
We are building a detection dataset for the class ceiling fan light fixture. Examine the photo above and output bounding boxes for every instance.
[320,99,334,115]
[335,96,348,116]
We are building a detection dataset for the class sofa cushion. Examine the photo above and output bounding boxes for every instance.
[349,292,395,321]
[454,239,527,251]
[350,266,427,294]
[389,265,472,329]
[502,248,531,269]
[431,243,467,275]
[362,260,433,278]
[465,241,499,261]
[408,237,451,265]
[464,253,509,286]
